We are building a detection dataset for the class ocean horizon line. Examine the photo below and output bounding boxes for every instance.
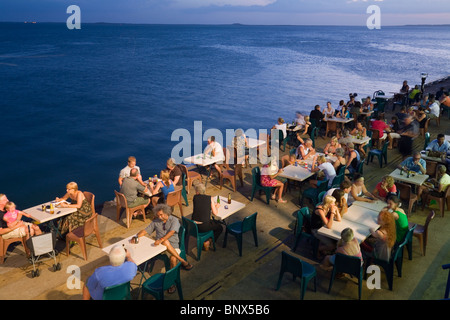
[1,21,450,28]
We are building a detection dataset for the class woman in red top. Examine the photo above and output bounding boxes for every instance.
[372,175,397,201]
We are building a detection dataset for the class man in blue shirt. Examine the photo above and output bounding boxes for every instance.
[426,134,450,155]
[83,245,137,300]
[399,151,427,174]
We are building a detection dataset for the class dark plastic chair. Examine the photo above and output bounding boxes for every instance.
[443,263,450,300]
[141,262,183,300]
[103,281,132,300]
[328,253,363,300]
[300,179,329,207]
[292,208,319,258]
[223,212,258,256]
[317,191,327,204]
[181,172,189,206]
[423,132,430,150]
[250,167,275,205]
[408,211,435,257]
[275,251,317,300]
[366,141,389,168]
[331,173,345,189]
[310,127,320,148]
[365,224,416,290]
[182,217,215,261]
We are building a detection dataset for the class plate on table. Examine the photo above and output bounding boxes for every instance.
[423,182,434,189]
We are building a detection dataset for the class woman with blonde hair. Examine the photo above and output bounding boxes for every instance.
[323,136,342,155]
[56,181,93,235]
[372,175,397,201]
[150,169,175,207]
[361,209,396,262]
[311,195,342,254]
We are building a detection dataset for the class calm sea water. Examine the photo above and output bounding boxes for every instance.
[1,23,449,208]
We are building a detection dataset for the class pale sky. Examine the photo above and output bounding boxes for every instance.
[1,0,450,25]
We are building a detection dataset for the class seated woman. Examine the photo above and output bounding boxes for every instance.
[362,96,374,111]
[56,181,93,235]
[232,128,249,166]
[294,116,311,146]
[320,227,362,271]
[414,107,427,137]
[332,147,347,174]
[322,102,335,119]
[191,182,223,251]
[272,117,287,141]
[323,136,342,156]
[418,164,450,206]
[311,195,342,255]
[348,174,376,205]
[350,121,368,157]
[385,195,409,244]
[3,201,42,237]
[372,175,397,202]
[149,169,175,208]
[361,209,397,263]
[332,188,348,216]
[260,159,287,203]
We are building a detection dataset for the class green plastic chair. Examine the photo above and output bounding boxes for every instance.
[299,179,329,207]
[103,281,132,300]
[424,132,430,150]
[250,167,275,205]
[141,262,183,300]
[331,173,345,189]
[182,217,215,261]
[364,224,416,290]
[366,141,389,168]
[276,251,317,300]
[223,212,258,256]
[328,253,363,300]
[310,127,319,148]
[181,172,189,206]
[317,191,327,204]
[292,208,319,258]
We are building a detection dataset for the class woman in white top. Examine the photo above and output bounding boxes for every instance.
[348,173,376,205]
[292,138,316,162]
[272,117,287,141]
[323,102,335,119]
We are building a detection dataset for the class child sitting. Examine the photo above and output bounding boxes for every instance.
[3,201,42,237]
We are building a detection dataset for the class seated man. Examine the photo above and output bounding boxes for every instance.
[132,204,193,276]
[426,94,440,120]
[440,91,450,108]
[370,114,390,141]
[119,168,150,209]
[387,116,401,149]
[408,85,421,105]
[426,133,450,156]
[118,156,146,187]
[204,136,225,177]
[395,106,409,129]
[83,245,137,300]
[309,104,325,132]
[398,151,426,174]
[0,194,30,245]
[344,142,360,175]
